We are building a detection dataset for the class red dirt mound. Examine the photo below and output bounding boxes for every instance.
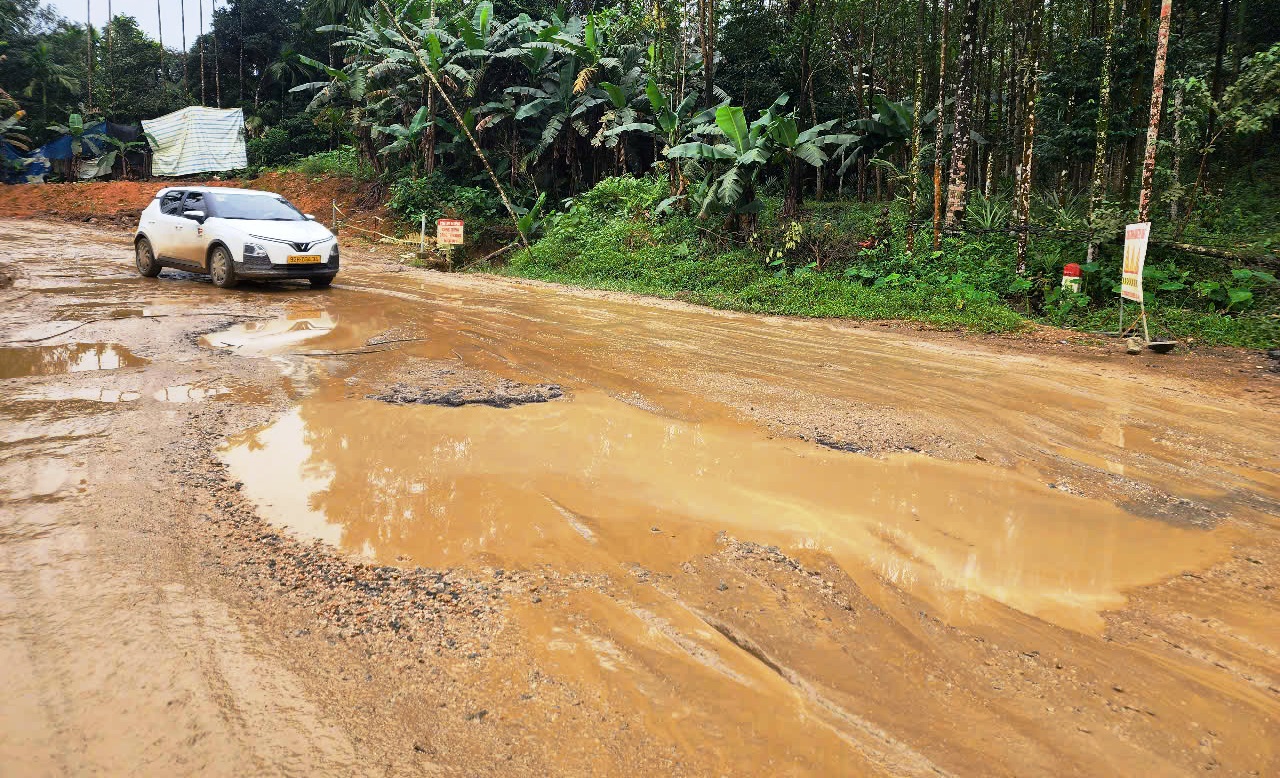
[0,172,388,233]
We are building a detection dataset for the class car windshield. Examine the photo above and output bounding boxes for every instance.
[207,192,306,221]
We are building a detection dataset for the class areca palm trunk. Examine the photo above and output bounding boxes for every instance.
[1086,0,1117,263]
[212,0,221,108]
[85,0,93,113]
[906,0,926,252]
[1015,0,1042,276]
[181,0,188,95]
[199,0,206,106]
[931,0,950,248]
[944,0,981,227]
[1137,0,1173,223]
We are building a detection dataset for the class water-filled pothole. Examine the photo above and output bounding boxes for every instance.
[222,386,1224,633]
[0,343,148,379]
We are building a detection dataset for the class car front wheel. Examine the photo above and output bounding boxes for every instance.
[209,246,237,289]
[135,237,161,278]
[309,275,335,289]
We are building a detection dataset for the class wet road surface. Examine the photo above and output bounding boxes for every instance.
[1,219,1278,776]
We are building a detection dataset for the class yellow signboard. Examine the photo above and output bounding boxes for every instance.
[1121,222,1150,302]
[437,218,465,246]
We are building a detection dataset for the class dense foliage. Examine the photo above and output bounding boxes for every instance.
[0,0,1276,345]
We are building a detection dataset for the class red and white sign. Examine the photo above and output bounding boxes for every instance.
[437,219,464,246]
[1121,222,1150,302]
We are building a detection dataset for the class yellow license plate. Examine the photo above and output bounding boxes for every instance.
[287,254,322,264]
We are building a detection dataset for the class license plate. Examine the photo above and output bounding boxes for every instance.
[287,254,322,264]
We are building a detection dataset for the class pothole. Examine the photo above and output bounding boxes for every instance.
[363,359,565,409]
[0,343,149,378]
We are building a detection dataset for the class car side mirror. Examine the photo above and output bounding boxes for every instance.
[305,214,316,221]
[184,210,206,222]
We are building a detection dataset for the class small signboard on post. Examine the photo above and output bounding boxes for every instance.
[437,219,465,246]
[1121,222,1150,302]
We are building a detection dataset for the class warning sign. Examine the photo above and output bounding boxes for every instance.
[1121,222,1150,302]
[437,218,464,246]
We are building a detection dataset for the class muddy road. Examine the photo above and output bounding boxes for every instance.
[1,218,1277,777]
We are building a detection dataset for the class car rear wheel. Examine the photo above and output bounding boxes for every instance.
[135,238,161,278]
[209,246,237,289]
[309,275,335,289]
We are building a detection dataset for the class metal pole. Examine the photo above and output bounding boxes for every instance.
[420,213,426,253]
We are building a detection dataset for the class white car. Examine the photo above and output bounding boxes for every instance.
[133,186,340,289]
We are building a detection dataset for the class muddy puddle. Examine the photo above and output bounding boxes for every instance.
[10,387,142,403]
[200,311,338,355]
[0,343,148,379]
[223,386,1225,633]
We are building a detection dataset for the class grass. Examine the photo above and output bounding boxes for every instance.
[493,175,1277,349]
[500,177,1027,333]
[276,146,374,180]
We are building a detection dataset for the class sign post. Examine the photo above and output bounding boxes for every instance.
[436,218,464,246]
[1121,222,1151,342]
[436,219,464,270]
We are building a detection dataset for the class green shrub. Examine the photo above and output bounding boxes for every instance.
[288,146,372,179]
[246,128,293,168]
[388,173,501,224]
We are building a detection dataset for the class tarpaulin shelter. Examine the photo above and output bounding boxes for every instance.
[2,121,148,183]
[142,107,247,177]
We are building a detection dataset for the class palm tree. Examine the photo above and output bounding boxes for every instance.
[265,47,312,122]
[23,42,80,130]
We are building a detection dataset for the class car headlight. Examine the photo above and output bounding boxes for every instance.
[243,242,269,259]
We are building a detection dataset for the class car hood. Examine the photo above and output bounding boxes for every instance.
[231,220,334,243]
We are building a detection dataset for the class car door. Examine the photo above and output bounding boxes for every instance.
[150,190,186,260]
[174,192,209,268]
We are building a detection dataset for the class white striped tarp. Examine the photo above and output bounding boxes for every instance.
[142,107,248,177]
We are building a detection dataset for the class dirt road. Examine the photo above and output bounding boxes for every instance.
[1,218,1277,776]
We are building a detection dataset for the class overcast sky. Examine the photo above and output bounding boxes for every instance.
[44,0,209,49]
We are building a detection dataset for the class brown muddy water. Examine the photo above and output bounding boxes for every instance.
[208,286,1276,635]
[223,386,1223,633]
[0,343,147,378]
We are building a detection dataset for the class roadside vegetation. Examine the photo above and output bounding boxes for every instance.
[0,0,1276,347]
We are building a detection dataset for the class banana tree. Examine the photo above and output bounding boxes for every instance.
[47,113,108,160]
[666,103,770,233]
[98,132,158,179]
[600,77,717,191]
[766,114,856,216]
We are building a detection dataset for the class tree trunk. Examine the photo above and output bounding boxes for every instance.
[1015,0,1042,276]
[906,0,926,253]
[180,0,187,95]
[931,0,950,248]
[1169,87,1183,220]
[1204,0,1231,152]
[199,0,206,107]
[106,0,113,113]
[698,0,716,108]
[1086,0,1118,262]
[425,88,437,175]
[1137,0,1173,223]
[85,0,93,113]
[212,0,222,108]
[944,0,981,226]
[156,0,164,79]
[783,157,802,217]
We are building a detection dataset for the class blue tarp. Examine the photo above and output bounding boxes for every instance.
[2,121,131,183]
[37,121,109,161]
[0,140,44,184]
